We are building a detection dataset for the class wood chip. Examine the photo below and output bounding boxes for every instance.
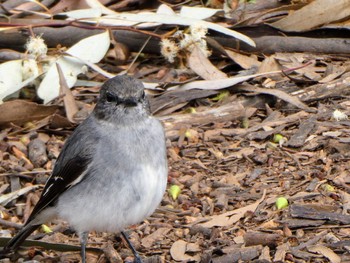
[308,245,341,263]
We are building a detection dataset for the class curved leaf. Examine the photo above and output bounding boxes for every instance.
[37,31,110,103]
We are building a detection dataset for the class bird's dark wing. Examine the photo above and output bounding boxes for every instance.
[2,118,98,254]
[2,150,92,253]
[26,155,91,223]
[25,120,97,225]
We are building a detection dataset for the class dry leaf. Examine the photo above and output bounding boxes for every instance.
[169,70,282,91]
[271,0,350,32]
[188,45,227,80]
[237,85,315,112]
[0,60,39,102]
[38,30,110,103]
[84,4,255,47]
[0,100,58,128]
[180,6,220,19]
[226,49,261,69]
[170,240,201,262]
[258,55,281,74]
[57,63,79,123]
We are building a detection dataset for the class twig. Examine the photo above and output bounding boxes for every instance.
[125,26,161,74]
[0,218,23,229]
[293,230,328,250]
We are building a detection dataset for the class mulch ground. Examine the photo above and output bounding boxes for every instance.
[1,90,350,262]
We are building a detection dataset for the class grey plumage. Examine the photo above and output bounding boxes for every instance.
[1,76,168,262]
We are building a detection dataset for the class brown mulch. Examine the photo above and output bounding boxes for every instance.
[1,84,350,262]
[0,0,350,262]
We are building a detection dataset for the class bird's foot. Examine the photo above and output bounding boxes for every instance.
[133,254,143,263]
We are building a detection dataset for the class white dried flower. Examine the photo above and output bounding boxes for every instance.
[160,38,179,63]
[333,109,348,121]
[179,23,211,57]
[190,23,208,42]
[25,35,48,58]
[179,34,211,57]
[179,33,193,50]
[173,30,184,38]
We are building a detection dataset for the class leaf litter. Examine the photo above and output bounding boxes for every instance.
[0,0,350,262]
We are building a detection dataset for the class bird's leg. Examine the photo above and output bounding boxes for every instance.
[121,231,143,263]
[80,232,89,263]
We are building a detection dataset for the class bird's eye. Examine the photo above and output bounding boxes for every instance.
[105,91,119,103]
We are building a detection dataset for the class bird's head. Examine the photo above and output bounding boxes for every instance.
[94,76,151,122]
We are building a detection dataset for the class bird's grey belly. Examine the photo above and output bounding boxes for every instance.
[56,164,166,233]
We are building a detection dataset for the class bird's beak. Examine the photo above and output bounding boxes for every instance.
[123,98,138,107]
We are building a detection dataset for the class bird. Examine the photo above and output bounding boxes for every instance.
[1,75,168,262]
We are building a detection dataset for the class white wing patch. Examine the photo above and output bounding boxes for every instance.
[66,166,90,188]
[42,165,90,197]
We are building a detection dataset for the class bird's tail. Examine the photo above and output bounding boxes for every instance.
[1,224,39,256]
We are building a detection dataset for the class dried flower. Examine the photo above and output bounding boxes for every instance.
[160,38,179,63]
[179,23,211,57]
[333,109,348,121]
[179,33,193,50]
[25,35,48,58]
[190,23,208,42]
[160,23,211,63]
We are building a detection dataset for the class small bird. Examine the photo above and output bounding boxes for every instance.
[1,76,168,262]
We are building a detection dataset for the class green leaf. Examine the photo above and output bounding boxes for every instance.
[169,185,181,200]
[276,197,289,209]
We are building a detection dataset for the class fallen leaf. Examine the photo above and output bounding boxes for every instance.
[225,49,261,69]
[0,100,58,128]
[188,45,227,80]
[0,60,39,102]
[258,55,281,73]
[37,30,110,103]
[180,5,221,19]
[84,4,255,47]
[59,8,102,19]
[271,0,350,32]
[168,70,281,91]
[57,63,79,123]
[85,0,116,15]
[170,240,201,262]
[237,85,315,112]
